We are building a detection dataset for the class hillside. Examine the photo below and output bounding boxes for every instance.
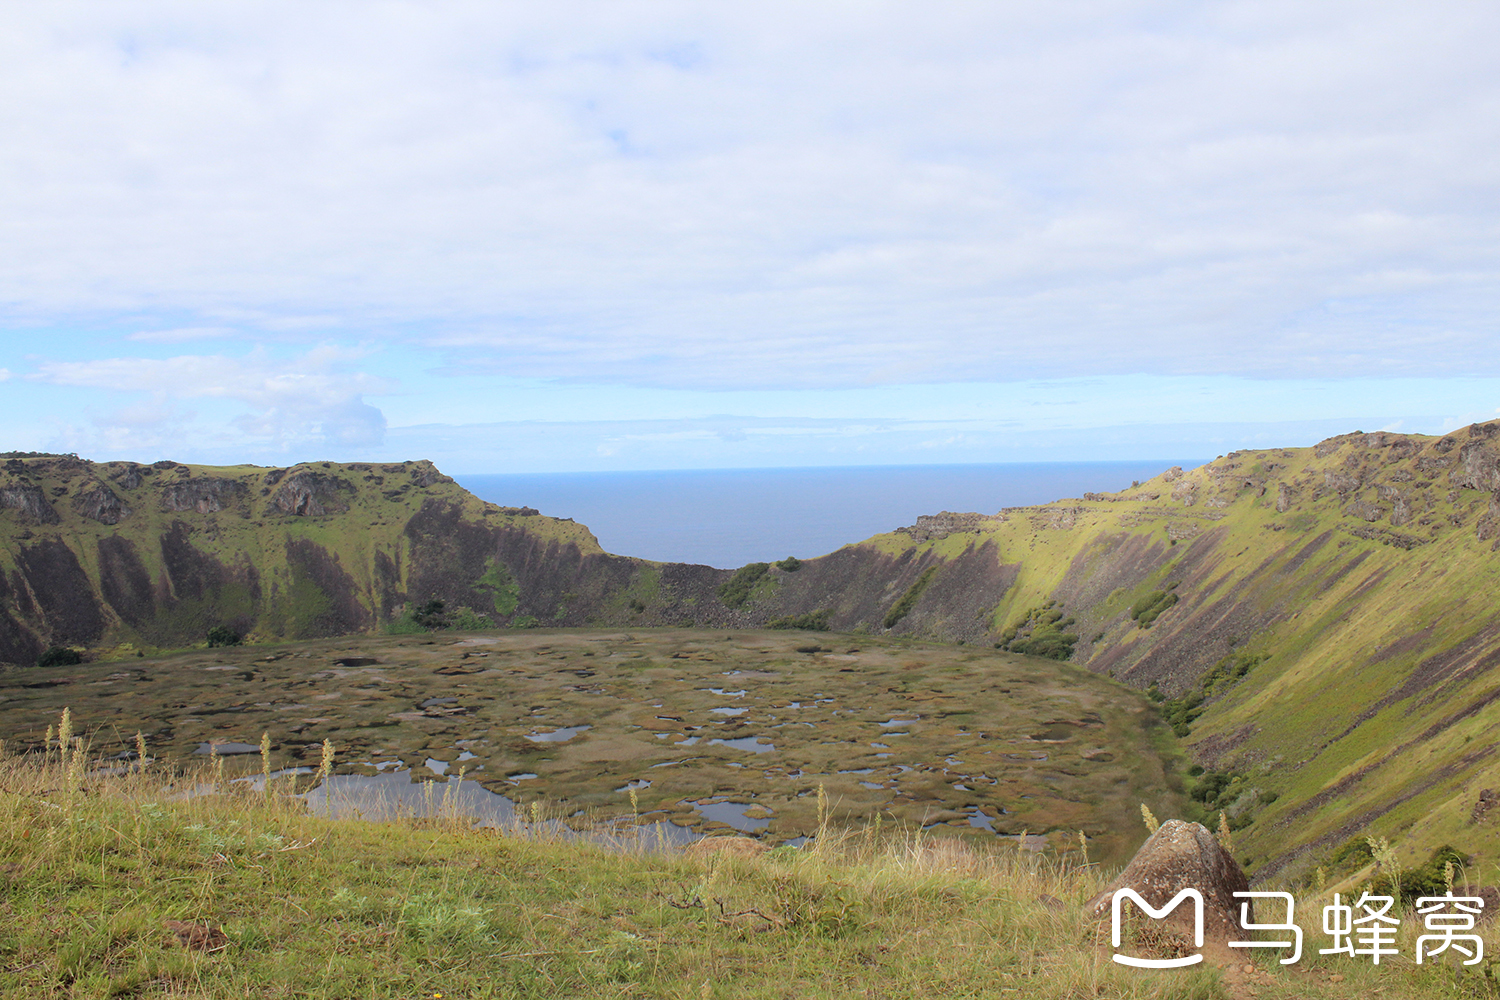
[0,454,728,661]
[742,422,1500,885]
[4,423,1500,881]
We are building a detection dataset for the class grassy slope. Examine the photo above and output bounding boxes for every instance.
[832,426,1500,882]
[2,747,1491,1000]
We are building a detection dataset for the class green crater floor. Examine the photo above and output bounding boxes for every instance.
[1,629,1187,866]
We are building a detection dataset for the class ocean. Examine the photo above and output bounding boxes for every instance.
[456,461,1198,569]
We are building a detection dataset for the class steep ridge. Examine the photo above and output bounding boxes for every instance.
[0,455,723,660]
[4,423,1500,879]
[745,422,1500,882]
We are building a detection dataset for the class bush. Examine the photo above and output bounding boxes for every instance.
[718,563,771,608]
[775,556,803,572]
[998,602,1078,660]
[767,610,832,631]
[412,599,449,630]
[1189,769,1234,806]
[448,606,495,631]
[1130,590,1179,629]
[1200,650,1267,695]
[36,646,82,667]
[884,566,939,629]
[1367,845,1472,902]
[206,625,242,648]
[1327,836,1375,873]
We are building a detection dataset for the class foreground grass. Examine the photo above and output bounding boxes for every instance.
[1,747,1495,998]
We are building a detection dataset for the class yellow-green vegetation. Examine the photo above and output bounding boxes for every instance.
[844,426,1500,884]
[999,600,1080,660]
[716,562,774,609]
[0,629,1187,866]
[2,737,1494,1000]
[1128,587,1179,629]
[883,565,939,628]
[765,609,831,630]
[9,424,1500,893]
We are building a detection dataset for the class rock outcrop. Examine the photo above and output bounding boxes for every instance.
[159,477,246,514]
[72,482,131,525]
[270,471,352,516]
[1087,820,1251,961]
[0,483,60,524]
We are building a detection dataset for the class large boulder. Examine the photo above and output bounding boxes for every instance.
[1086,820,1251,961]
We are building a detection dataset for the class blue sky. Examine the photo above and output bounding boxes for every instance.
[3,2,1499,472]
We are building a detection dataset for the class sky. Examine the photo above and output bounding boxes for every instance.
[2,1,1499,473]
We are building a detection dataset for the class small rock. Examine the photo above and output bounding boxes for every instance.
[163,920,228,952]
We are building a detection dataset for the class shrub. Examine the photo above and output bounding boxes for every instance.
[1366,844,1472,902]
[767,610,831,631]
[36,646,82,667]
[1327,836,1375,874]
[448,606,495,631]
[1129,590,1179,628]
[1201,650,1267,695]
[775,556,803,572]
[718,563,771,609]
[510,615,540,629]
[997,601,1078,660]
[883,566,939,629]
[412,599,449,630]
[206,625,242,648]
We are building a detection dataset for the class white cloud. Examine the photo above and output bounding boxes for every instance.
[0,2,1495,392]
[35,346,393,450]
[0,368,10,381]
[127,326,234,343]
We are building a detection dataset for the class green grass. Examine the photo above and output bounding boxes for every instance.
[2,739,1495,999]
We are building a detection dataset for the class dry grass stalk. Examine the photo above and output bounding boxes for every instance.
[1217,811,1234,853]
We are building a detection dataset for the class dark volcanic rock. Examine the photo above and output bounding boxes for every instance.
[1346,498,1385,523]
[109,463,144,490]
[73,482,131,524]
[159,478,247,514]
[1456,440,1500,492]
[97,536,155,627]
[0,484,60,524]
[14,538,105,644]
[271,471,352,516]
